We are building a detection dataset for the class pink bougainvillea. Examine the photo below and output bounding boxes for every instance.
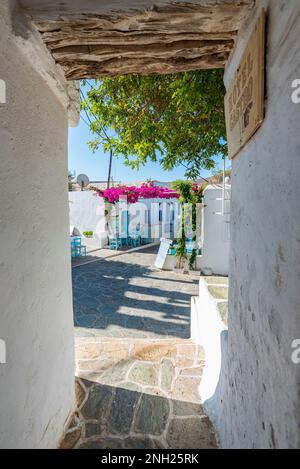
[96,181,179,204]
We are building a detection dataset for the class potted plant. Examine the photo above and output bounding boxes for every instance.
[82,231,93,238]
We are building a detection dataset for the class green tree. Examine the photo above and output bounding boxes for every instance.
[81,70,227,179]
[68,171,75,191]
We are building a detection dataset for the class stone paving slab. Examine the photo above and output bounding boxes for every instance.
[71,243,159,268]
[60,339,217,449]
[71,248,123,268]
[72,246,199,339]
[202,276,229,286]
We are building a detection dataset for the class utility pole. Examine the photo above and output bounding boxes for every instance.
[107,147,113,189]
[222,156,226,216]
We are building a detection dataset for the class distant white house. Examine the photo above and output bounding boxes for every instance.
[69,191,180,250]
[69,179,175,192]
[199,184,231,276]
[70,179,121,192]
[69,184,231,275]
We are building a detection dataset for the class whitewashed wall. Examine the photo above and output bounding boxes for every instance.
[209,0,300,449]
[131,198,181,240]
[69,192,180,243]
[69,191,107,248]
[0,0,76,448]
[200,185,231,276]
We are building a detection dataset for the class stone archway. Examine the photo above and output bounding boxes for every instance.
[4,0,277,450]
[19,0,254,450]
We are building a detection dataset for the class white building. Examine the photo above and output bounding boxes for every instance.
[199,184,231,276]
[69,191,180,249]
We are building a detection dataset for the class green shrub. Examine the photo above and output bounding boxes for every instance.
[83,231,93,237]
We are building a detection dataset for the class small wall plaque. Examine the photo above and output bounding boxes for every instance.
[225,11,266,159]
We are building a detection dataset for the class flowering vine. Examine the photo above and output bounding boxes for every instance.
[96,181,179,204]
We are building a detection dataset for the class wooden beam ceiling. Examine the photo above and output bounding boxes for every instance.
[24,1,255,79]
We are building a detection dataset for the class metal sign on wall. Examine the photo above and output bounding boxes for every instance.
[225,11,266,159]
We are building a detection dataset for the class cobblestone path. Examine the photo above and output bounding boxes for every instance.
[65,247,217,449]
[72,246,199,339]
[61,339,217,449]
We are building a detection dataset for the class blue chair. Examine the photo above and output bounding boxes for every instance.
[70,236,80,257]
[109,237,122,250]
[185,239,195,255]
[70,236,86,257]
[121,236,131,247]
[131,237,141,248]
[129,230,141,247]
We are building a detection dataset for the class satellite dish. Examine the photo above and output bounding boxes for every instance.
[77,174,89,191]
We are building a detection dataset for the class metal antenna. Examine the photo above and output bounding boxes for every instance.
[77,174,89,191]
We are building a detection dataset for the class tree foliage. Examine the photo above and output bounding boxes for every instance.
[68,171,75,191]
[82,70,227,179]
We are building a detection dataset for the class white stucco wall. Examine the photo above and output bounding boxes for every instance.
[212,0,300,449]
[192,280,228,433]
[69,192,181,244]
[0,0,75,448]
[69,191,107,248]
[200,185,230,276]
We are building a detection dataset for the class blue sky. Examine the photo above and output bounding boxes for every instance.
[68,117,228,183]
[68,82,229,183]
[69,118,187,183]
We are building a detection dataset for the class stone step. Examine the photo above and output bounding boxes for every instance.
[75,338,200,366]
[60,337,216,449]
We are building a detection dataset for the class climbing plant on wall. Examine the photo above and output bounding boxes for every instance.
[171,180,204,270]
[95,181,179,204]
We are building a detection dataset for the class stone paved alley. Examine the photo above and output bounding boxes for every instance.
[61,247,217,449]
[72,246,199,339]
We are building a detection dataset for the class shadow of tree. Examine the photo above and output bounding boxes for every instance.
[72,247,198,339]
